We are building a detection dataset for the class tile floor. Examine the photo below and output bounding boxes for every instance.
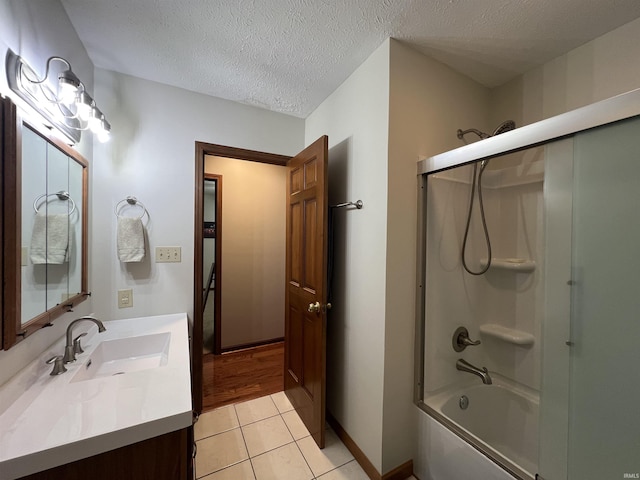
[194,391,417,480]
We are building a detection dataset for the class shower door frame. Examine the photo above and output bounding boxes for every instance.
[414,87,640,480]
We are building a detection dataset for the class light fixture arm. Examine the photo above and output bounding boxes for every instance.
[18,56,73,85]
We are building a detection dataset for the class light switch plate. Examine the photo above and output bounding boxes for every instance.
[118,289,133,308]
[155,246,181,263]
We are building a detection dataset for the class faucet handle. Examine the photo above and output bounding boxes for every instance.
[46,356,67,375]
[453,326,481,352]
[63,345,76,364]
[73,332,88,354]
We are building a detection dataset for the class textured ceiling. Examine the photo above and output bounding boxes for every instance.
[60,0,640,118]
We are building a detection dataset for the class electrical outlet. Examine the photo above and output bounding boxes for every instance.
[155,246,182,263]
[118,289,133,308]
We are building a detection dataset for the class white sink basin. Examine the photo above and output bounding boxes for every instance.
[71,332,171,383]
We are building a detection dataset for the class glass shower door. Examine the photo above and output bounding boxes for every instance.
[568,115,640,479]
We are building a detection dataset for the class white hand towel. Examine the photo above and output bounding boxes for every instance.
[30,212,69,264]
[117,216,146,262]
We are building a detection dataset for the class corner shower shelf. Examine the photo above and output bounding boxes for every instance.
[480,258,536,272]
[479,324,535,346]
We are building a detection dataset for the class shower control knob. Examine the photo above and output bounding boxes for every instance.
[453,326,481,352]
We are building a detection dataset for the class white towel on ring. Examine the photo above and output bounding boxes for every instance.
[30,212,69,264]
[117,216,146,262]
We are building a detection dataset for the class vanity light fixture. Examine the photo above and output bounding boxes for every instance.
[5,49,111,145]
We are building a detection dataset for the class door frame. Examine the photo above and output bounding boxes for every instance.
[193,142,291,413]
[202,174,222,355]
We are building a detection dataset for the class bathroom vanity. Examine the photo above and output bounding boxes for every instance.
[0,313,193,480]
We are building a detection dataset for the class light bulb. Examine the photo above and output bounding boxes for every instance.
[58,82,78,105]
[76,92,93,121]
[88,107,103,133]
[58,69,81,105]
[97,118,111,143]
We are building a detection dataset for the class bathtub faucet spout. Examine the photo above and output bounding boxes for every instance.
[456,358,492,385]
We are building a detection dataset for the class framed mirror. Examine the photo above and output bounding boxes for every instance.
[2,97,89,350]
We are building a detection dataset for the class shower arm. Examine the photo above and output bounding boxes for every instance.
[457,128,489,140]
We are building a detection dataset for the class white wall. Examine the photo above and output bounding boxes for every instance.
[491,17,640,127]
[305,39,391,472]
[204,155,286,349]
[386,40,490,474]
[304,37,490,476]
[90,69,304,324]
[0,0,95,386]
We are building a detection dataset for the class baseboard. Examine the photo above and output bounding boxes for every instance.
[326,411,414,480]
[382,460,414,480]
[220,337,284,353]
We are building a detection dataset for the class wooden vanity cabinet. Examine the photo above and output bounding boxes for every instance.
[18,427,191,480]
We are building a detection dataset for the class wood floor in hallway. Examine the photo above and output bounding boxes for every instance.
[202,341,284,412]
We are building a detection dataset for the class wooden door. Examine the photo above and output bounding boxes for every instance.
[284,135,328,448]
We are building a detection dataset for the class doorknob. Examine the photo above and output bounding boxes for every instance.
[308,301,332,314]
[308,301,321,313]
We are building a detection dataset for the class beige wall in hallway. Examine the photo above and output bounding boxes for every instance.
[204,155,286,349]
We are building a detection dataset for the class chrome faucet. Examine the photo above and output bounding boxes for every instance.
[63,316,106,363]
[456,358,492,385]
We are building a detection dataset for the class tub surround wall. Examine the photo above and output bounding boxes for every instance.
[424,150,544,396]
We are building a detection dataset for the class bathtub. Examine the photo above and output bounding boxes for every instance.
[423,381,539,479]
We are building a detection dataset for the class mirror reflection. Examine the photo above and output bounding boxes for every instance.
[2,99,89,351]
[21,125,84,325]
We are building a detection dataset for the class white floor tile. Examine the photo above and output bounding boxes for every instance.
[281,409,310,440]
[195,405,239,440]
[242,415,294,457]
[270,391,294,413]
[235,395,279,426]
[251,443,313,480]
[316,460,370,480]
[200,460,256,480]
[296,428,354,477]
[195,428,248,477]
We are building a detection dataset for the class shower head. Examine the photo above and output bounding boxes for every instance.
[491,120,516,136]
[457,120,516,141]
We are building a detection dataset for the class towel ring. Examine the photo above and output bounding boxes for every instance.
[33,191,76,216]
[115,196,147,219]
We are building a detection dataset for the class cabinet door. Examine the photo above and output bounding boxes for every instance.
[19,428,189,480]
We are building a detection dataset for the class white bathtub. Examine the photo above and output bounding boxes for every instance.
[425,382,539,478]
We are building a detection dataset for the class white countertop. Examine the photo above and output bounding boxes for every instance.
[0,313,192,479]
